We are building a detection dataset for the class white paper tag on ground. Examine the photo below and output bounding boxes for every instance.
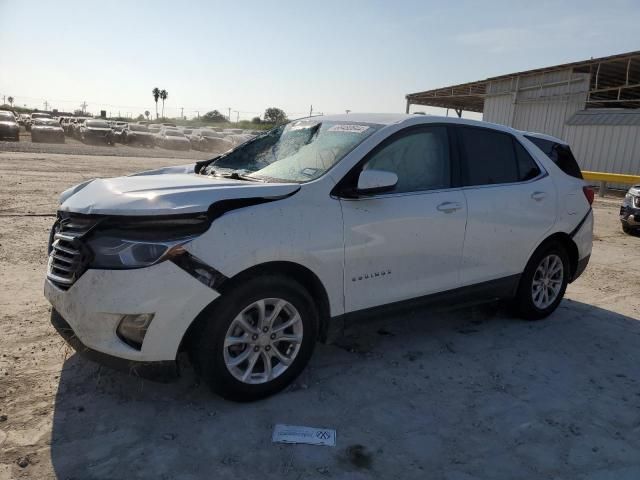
[272,424,336,447]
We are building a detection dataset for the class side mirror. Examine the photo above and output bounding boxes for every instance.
[357,169,398,194]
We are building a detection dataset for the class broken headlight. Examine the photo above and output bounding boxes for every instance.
[86,234,195,269]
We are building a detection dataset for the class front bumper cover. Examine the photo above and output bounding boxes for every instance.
[620,205,640,227]
[51,308,178,381]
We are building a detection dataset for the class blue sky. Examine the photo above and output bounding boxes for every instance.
[1,0,639,120]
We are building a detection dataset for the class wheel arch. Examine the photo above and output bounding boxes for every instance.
[179,260,333,356]
[530,232,579,282]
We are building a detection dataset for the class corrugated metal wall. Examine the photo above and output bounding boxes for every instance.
[480,68,640,176]
[483,69,589,139]
[564,124,640,175]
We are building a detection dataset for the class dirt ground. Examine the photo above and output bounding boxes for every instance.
[0,150,639,480]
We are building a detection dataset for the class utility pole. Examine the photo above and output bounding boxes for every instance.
[309,105,313,117]
[180,107,184,119]
[80,101,88,114]
[44,100,49,111]
[227,107,231,121]
[196,111,200,119]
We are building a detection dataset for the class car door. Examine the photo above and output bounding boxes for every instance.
[456,126,557,287]
[338,125,467,313]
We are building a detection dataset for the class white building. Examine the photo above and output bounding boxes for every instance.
[405,51,640,177]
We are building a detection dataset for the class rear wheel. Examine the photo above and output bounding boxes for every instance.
[190,275,318,401]
[514,243,569,320]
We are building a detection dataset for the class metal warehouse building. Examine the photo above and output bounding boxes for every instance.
[405,51,640,177]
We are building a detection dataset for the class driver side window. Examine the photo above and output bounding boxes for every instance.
[364,126,451,193]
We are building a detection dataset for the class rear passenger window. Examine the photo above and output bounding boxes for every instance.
[459,127,519,186]
[524,135,583,179]
[514,141,541,181]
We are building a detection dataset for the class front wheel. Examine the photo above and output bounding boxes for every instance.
[190,275,318,401]
[514,243,569,320]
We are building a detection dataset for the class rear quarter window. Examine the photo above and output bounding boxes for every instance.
[525,135,583,179]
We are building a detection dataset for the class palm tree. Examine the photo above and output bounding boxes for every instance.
[159,90,168,118]
[152,88,160,119]
[7,96,14,108]
[144,110,150,120]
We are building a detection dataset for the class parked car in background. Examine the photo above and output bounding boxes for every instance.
[148,124,162,135]
[0,110,20,141]
[79,119,113,145]
[71,119,87,139]
[155,129,190,150]
[31,118,65,143]
[18,113,30,126]
[620,185,640,234]
[189,128,233,152]
[61,117,76,136]
[161,122,177,127]
[121,123,155,147]
[25,112,52,131]
[44,114,593,401]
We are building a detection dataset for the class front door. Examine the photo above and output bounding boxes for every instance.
[339,125,467,313]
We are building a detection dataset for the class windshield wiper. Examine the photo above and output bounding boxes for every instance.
[209,168,264,182]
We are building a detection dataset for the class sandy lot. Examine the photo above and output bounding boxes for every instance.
[0,150,639,480]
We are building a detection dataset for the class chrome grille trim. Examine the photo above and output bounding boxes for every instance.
[46,215,97,290]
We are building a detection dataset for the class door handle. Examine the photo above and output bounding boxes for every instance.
[436,201,462,213]
[531,191,547,202]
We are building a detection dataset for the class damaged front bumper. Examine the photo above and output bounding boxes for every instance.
[51,309,178,380]
[44,260,219,376]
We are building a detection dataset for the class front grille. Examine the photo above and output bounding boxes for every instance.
[47,215,97,289]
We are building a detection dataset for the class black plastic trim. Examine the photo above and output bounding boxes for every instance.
[50,309,178,381]
[333,274,520,328]
[171,252,229,291]
[571,254,590,283]
[569,209,592,238]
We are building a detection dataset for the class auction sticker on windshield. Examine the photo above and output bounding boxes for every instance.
[327,124,370,134]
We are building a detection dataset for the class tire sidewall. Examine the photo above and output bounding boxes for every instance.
[192,275,319,401]
[517,243,569,320]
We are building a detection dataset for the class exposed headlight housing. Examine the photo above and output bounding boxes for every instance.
[87,234,194,269]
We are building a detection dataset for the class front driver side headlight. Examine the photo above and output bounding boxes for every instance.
[86,235,195,269]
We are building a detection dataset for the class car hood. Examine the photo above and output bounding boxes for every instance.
[0,121,18,127]
[33,125,62,130]
[59,173,301,216]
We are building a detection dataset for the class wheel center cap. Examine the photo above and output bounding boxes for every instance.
[257,334,271,347]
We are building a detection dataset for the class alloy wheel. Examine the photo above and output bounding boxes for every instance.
[531,253,564,309]
[223,298,303,384]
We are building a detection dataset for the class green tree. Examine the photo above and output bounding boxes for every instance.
[7,96,14,108]
[251,116,262,124]
[264,107,287,124]
[160,89,168,118]
[144,110,150,120]
[152,87,160,119]
[202,110,227,122]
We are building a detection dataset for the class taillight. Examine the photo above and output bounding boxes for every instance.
[583,186,594,205]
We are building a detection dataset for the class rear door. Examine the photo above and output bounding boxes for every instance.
[456,126,557,286]
[339,125,467,312]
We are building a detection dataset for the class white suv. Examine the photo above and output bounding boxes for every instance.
[44,114,593,401]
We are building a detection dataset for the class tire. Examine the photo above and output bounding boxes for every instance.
[622,223,634,235]
[514,242,569,320]
[190,274,319,401]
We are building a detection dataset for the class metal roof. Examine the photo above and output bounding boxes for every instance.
[406,50,640,113]
[566,109,640,126]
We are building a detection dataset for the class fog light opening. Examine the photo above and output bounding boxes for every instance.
[116,313,154,350]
